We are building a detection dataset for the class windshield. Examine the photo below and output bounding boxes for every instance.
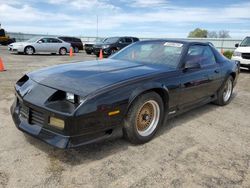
[95,38,106,43]
[240,37,250,47]
[103,37,119,44]
[26,37,41,43]
[111,41,184,68]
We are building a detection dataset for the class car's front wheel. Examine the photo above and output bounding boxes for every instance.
[24,46,34,55]
[123,92,164,144]
[214,76,233,106]
[59,47,67,55]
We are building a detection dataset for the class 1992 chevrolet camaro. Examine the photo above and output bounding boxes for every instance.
[11,40,239,149]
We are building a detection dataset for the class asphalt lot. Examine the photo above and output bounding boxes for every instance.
[0,46,249,188]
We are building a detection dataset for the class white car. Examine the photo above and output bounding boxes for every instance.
[232,36,250,70]
[8,37,71,55]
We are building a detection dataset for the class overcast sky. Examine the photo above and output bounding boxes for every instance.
[0,0,250,38]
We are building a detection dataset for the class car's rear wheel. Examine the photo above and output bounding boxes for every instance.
[214,76,233,106]
[59,47,67,55]
[123,92,164,144]
[25,46,34,55]
[74,47,79,53]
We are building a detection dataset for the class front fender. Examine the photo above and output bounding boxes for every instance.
[127,81,169,113]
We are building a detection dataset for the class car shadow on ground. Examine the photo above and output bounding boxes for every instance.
[24,96,237,166]
[240,68,250,74]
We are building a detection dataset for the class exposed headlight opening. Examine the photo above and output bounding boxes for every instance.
[17,75,29,87]
[66,93,86,104]
[66,92,75,103]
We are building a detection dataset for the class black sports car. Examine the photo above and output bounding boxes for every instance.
[11,40,239,149]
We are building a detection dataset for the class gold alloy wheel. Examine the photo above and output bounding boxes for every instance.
[136,100,160,137]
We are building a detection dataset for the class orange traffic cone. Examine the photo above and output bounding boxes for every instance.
[99,49,103,60]
[69,47,74,57]
[0,58,6,72]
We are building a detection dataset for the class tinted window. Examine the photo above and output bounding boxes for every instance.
[73,38,81,42]
[111,41,183,69]
[133,38,139,42]
[119,38,126,43]
[187,45,216,66]
[59,37,66,41]
[48,38,62,43]
[40,38,49,43]
[125,38,133,43]
[59,37,70,41]
[104,37,119,43]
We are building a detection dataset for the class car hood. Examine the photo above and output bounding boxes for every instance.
[235,46,250,53]
[10,42,32,46]
[94,42,112,47]
[28,59,168,97]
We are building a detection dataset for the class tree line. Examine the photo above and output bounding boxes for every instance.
[188,28,231,38]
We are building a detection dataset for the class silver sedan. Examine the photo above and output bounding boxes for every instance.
[8,37,71,55]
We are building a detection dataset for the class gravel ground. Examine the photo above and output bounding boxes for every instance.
[0,46,249,188]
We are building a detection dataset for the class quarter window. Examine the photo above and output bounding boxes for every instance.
[187,45,217,66]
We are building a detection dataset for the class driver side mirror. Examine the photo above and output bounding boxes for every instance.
[235,43,239,48]
[38,40,42,44]
[118,40,123,44]
[184,60,201,70]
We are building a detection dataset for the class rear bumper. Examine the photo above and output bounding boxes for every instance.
[10,97,122,149]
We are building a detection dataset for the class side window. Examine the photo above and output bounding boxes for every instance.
[187,45,216,67]
[73,38,81,42]
[40,38,49,43]
[50,38,62,43]
[119,38,126,44]
[125,38,132,43]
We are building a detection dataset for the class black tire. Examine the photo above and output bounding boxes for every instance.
[74,47,79,53]
[86,51,92,55]
[24,46,35,55]
[59,47,67,55]
[214,76,234,106]
[123,92,164,144]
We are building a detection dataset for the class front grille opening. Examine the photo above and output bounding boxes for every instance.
[242,53,250,60]
[17,75,29,87]
[30,108,44,126]
[19,104,45,126]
